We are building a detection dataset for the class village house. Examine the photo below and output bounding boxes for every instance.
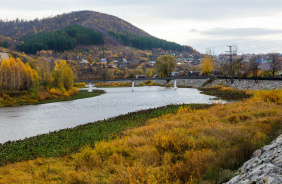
[80,59,89,64]
[0,52,9,62]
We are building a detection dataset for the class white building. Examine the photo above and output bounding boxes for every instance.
[0,52,9,62]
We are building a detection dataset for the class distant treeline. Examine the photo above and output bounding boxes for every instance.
[109,31,186,51]
[18,24,104,54]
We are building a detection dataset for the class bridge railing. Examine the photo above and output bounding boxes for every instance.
[75,75,282,83]
[75,76,211,83]
[217,76,282,81]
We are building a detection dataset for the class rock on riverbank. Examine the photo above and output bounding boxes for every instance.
[207,79,282,90]
[225,134,282,184]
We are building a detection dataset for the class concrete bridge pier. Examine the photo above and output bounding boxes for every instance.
[174,79,177,90]
[88,82,93,92]
[132,81,135,92]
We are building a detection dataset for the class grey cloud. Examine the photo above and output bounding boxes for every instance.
[118,0,282,20]
[190,29,198,32]
[185,35,282,55]
[1,0,282,20]
[200,28,282,38]
[187,39,279,54]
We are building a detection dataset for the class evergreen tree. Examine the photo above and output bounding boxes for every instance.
[18,24,104,54]
[109,31,185,51]
[2,40,8,48]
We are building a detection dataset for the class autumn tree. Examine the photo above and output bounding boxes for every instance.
[135,63,146,75]
[50,60,74,92]
[33,57,53,84]
[87,57,93,65]
[201,53,214,76]
[270,53,281,76]
[0,57,39,91]
[113,68,125,78]
[145,68,155,78]
[155,55,176,77]
[99,67,113,80]
[62,66,74,91]
[125,69,134,78]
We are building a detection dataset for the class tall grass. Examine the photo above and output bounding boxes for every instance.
[199,85,253,101]
[251,88,282,104]
[0,90,281,183]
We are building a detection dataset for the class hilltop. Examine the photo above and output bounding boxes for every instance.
[0,10,195,54]
[0,10,149,46]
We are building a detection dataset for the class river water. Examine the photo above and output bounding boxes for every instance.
[0,86,215,143]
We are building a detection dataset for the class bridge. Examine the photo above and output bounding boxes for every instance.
[75,76,210,92]
[75,76,282,92]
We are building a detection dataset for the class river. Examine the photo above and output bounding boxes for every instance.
[0,86,215,143]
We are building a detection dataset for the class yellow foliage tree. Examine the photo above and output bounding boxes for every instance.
[62,66,74,91]
[145,68,155,78]
[0,56,39,91]
[201,54,214,75]
[50,60,74,93]
[33,57,53,83]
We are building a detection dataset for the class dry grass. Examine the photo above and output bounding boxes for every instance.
[95,81,132,87]
[0,90,281,183]
[213,85,235,91]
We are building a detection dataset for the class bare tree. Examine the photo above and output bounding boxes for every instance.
[270,53,281,76]
[233,56,244,77]
[126,52,134,61]
[99,67,112,80]
[249,55,261,77]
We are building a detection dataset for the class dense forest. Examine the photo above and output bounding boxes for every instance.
[18,25,104,54]
[0,10,150,47]
[109,31,188,51]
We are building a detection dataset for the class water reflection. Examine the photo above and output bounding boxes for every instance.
[0,86,214,143]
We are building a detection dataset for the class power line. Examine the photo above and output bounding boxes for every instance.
[225,45,236,83]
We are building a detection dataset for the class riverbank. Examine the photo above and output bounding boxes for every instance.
[0,89,105,107]
[199,85,253,101]
[0,89,281,183]
[206,78,282,90]
[0,104,211,166]
[225,134,282,184]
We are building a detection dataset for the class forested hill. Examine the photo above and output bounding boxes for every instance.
[0,10,195,54]
[0,10,150,45]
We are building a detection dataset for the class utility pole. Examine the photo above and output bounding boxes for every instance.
[226,46,235,84]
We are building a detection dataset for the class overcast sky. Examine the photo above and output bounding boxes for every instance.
[1,0,282,55]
